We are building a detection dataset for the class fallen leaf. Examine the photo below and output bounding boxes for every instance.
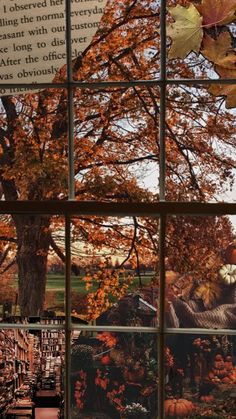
[209,67,236,108]
[194,281,221,309]
[197,0,236,27]
[202,32,236,69]
[167,4,203,59]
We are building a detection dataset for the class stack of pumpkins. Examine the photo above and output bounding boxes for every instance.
[219,243,236,286]
[208,354,236,384]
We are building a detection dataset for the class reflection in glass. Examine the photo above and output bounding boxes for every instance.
[71,331,158,418]
[71,216,159,326]
[0,328,64,417]
[165,334,236,418]
[165,215,236,330]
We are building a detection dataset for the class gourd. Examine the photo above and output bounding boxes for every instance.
[225,356,233,372]
[164,398,194,417]
[225,243,236,264]
[219,264,236,285]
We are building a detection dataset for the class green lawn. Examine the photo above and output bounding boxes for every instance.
[45,273,153,305]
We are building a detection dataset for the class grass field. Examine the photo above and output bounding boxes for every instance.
[45,273,153,306]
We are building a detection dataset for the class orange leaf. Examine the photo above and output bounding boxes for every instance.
[209,67,236,108]
[202,32,236,69]
[196,0,236,27]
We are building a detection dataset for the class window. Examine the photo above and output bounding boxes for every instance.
[0,1,236,418]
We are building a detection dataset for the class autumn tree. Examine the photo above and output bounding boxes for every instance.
[0,0,235,316]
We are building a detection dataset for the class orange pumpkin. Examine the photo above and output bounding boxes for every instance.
[215,354,223,361]
[225,243,236,264]
[225,356,233,371]
[229,369,236,383]
[200,395,214,403]
[101,355,110,365]
[222,376,231,383]
[164,398,194,417]
[208,371,215,379]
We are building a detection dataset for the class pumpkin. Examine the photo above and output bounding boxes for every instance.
[200,395,214,403]
[219,264,236,285]
[164,398,194,417]
[225,243,236,264]
[208,372,214,380]
[101,355,110,365]
[222,376,231,383]
[215,354,223,361]
[225,356,233,371]
[229,368,236,383]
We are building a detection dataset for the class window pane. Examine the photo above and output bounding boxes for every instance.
[0,328,64,417]
[71,216,159,326]
[165,333,236,419]
[0,90,68,201]
[0,215,65,323]
[165,215,236,330]
[166,0,235,82]
[74,87,160,202]
[166,85,236,202]
[71,331,158,418]
[71,0,161,82]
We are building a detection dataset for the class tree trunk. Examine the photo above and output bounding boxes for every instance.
[13,214,51,317]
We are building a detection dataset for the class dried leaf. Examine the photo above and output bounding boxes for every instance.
[202,32,236,69]
[209,67,236,108]
[194,281,221,309]
[196,0,236,27]
[167,4,203,59]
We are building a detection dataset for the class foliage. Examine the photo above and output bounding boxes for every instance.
[167,0,236,107]
[168,4,203,59]
[71,344,94,367]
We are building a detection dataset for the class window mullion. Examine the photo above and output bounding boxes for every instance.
[65,215,72,418]
[158,214,166,419]
[65,0,75,201]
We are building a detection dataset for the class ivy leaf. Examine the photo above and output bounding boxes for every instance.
[208,67,236,108]
[194,281,221,309]
[196,0,236,27]
[202,32,236,69]
[167,4,203,59]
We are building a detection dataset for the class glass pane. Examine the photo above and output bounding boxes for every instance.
[0,89,68,200]
[0,0,66,89]
[166,85,236,202]
[0,215,65,322]
[72,0,160,82]
[165,333,236,419]
[74,87,160,202]
[71,331,158,418]
[165,215,236,330]
[0,328,64,417]
[71,216,159,326]
[166,0,236,82]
